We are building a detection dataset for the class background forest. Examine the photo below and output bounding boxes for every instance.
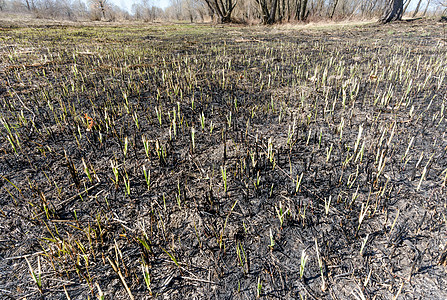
[0,0,446,24]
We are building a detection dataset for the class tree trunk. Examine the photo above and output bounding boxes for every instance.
[330,0,339,18]
[287,0,290,21]
[24,0,35,11]
[300,0,307,21]
[281,0,285,22]
[267,0,278,24]
[255,0,270,24]
[381,0,403,23]
[203,0,236,23]
[99,0,106,19]
[422,0,431,16]
[412,0,422,17]
[296,0,301,20]
[402,0,412,14]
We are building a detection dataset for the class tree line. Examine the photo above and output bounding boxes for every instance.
[0,0,445,24]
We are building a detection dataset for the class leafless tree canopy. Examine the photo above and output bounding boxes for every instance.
[0,0,444,23]
[202,0,237,23]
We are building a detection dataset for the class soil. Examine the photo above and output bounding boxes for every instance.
[0,18,447,299]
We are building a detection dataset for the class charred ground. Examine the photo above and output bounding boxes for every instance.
[0,19,447,299]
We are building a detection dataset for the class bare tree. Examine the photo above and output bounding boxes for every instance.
[422,0,432,15]
[296,0,308,21]
[132,0,160,21]
[89,0,107,19]
[254,0,307,24]
[361,0,385,18]
[184,0,197,22]
[203,0,237,22]
[403,0,413,14]
[98,0,106,19]
[381,0,403,23]
[255,0,278,24]
[412,0,423,16]
[168,0,182,19]
[72,0,88,19]
[23,0,35,11]
[23,0,75,19]
[329,0,339,18]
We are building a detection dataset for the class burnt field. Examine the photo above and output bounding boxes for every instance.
[0,19,447,299]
